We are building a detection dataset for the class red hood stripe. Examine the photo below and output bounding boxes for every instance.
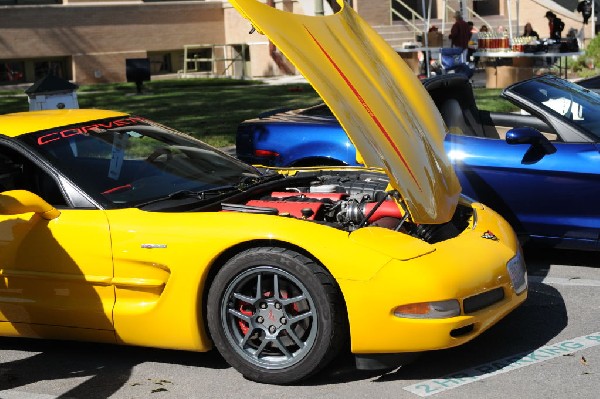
[303,25,422,192]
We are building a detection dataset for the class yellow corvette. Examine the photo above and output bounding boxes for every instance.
[0,0,526,385]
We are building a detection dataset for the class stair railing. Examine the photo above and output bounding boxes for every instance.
[391,0,424,34]
[391,0,491,39]
[445,4,492,32]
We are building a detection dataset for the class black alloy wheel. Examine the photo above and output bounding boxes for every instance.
[207,247,346,384]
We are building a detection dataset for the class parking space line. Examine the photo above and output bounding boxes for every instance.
[403,332,600,397]
[0,390,59,399]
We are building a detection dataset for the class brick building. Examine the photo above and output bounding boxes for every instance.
[0,0,592,85]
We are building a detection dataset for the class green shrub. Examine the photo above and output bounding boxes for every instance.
[585,33,600,66]
[568,33,600,76]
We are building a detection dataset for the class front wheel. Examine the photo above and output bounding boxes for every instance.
[206,247,346,384]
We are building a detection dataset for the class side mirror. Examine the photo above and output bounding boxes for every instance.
[505,127,557,164]
[0,190,61,220]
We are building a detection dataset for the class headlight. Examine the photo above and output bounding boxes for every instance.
[394,299,461,319]
[507,252,527,295]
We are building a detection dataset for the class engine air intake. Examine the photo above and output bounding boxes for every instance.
[463,287,505,314]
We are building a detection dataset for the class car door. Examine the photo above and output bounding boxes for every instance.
[446,135,600,248]
[0,144,115,335]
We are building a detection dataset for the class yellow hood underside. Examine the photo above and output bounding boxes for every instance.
[229,0,461,224]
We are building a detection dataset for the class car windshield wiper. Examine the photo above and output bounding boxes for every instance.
[136,174,285,210]
[237,172,284,189]
[136,185,239,208]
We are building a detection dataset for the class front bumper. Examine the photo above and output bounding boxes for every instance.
[340,203,527,354]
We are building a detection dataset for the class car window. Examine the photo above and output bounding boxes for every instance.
[0,145,66,206]
[17,116,260,209]
[509,77,600,142]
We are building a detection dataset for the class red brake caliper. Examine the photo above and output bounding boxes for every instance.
[237,290,272,335]
[280,290,299,313]
[238,302,253,335]
[237,288,298,335]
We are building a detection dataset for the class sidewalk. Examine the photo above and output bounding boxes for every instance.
[257,69,487,87]
[258,75,309,85]
[0,68,486,94]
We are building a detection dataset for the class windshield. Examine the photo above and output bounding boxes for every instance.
[17,116,261,208]
[509,76,600,141]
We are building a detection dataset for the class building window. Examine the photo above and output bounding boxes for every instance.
[147,52,174,74]
[34,60,66,81]
[0,61,25,84]
[0,0,61,4]
[186,48,213,73]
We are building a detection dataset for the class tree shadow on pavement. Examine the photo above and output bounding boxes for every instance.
[0,338,229,398]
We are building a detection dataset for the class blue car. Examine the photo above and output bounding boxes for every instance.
[237,74,600,250]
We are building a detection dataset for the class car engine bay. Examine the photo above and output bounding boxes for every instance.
[221,170,472,244]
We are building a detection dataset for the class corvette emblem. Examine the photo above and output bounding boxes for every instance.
[481,230,499,241]
[141,244,167,249]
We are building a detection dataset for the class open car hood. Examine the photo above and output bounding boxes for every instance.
[230,0,461,224]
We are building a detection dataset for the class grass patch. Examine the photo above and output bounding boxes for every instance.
[79,82,320,147]
[474,87,520,113]
[1,78,517,147]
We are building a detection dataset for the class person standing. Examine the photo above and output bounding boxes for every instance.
[545,11,565,39]
[577,0,593,24]
[467,21,477,63]
[449,11,470,62]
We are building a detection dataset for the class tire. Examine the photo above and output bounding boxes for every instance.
[206,247,346,384]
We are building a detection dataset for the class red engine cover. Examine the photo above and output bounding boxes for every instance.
[363,201,403,222]
[269,192,346,201]
[245,200,323,220]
